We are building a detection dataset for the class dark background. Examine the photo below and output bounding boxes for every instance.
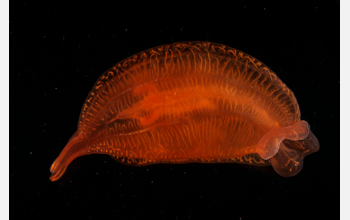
[11,1,339,219]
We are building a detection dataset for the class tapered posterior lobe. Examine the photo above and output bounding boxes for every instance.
[50,41,319,181]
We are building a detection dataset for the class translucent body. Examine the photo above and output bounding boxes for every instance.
[50,42,319,181]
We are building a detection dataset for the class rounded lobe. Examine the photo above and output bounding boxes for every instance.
[271,131,320,177]
[256,120,319,177]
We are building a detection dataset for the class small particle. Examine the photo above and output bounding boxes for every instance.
[151,181,153,183]
[30,152,32,155]
[55,87,57,90]
[125,29,127,31]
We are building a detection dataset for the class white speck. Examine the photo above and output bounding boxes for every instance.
[30,152,32,155]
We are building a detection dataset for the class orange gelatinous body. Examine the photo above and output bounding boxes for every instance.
[50,42,319,181]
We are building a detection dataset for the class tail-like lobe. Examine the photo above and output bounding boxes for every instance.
[50,132,87,181]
